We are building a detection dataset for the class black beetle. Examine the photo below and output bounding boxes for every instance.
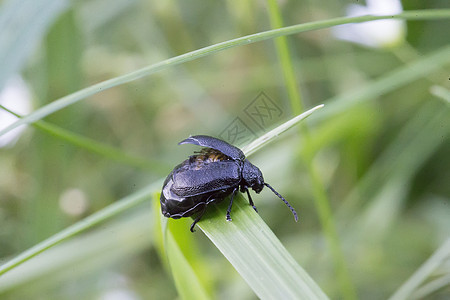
[160,135,298,232]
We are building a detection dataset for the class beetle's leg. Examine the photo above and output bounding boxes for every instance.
[245,189,259,213]
[190,204,207,232]
[226,188,238,221]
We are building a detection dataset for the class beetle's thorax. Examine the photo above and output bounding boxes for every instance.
[241,159,264,193]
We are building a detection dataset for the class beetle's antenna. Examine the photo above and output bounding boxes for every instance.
[264,183,298,222]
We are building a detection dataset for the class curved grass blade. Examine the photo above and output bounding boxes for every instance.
[388,237,450,300]
[165,231,211,300]
[198,198,329,299]
[0,181,161,277]
[430,85,450,104]
[0,205,152,293]
[1,9,449,137]
[152,193,214,299]
[309,44,450,125]
[242,104,323,156]
[0,105,169,173]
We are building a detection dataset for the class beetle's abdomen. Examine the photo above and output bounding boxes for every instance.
[160,151,241,219]
[193,148,229,164]
[160,174,209,218]
[171,157,240,197]
[160,173,233,218]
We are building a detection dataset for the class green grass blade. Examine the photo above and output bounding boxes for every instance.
[338,102,450,229]
[242,104,324,156]
[0,105,169,173]
[1,9,449,137]
[0,205,152,293]
[165,231,211,300]
[412,274,450,299]
[309,44,450,125]
[0,181,161,277]
[198,198,329,299]
[388,237,450,300]
[153,192,213,300]
[266,0,303,114]
[430,85,450,104]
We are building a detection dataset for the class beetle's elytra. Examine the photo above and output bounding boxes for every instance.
[160,135,298,232]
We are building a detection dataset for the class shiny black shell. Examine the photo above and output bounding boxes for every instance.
[160,135,297,232]
[160,151,240,218]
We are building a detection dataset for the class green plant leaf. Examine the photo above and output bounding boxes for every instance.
[0,204,152,293]
[0,105,169,173]
[242,104,323,156]
[198,198,328,299]
[152,193,213,299]
[309,44,450,125]
[165,231,211,300]
[388,237,450,300]
[0,182,160,277]
[430,85,450,104]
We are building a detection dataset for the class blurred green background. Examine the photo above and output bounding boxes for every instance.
[0,0,449,299]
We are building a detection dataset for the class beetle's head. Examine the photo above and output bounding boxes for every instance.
[242,160,264,193]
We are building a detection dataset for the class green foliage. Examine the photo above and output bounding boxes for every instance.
[0,1,449,299]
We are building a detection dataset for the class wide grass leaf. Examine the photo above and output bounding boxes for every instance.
[198,198,328,299]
